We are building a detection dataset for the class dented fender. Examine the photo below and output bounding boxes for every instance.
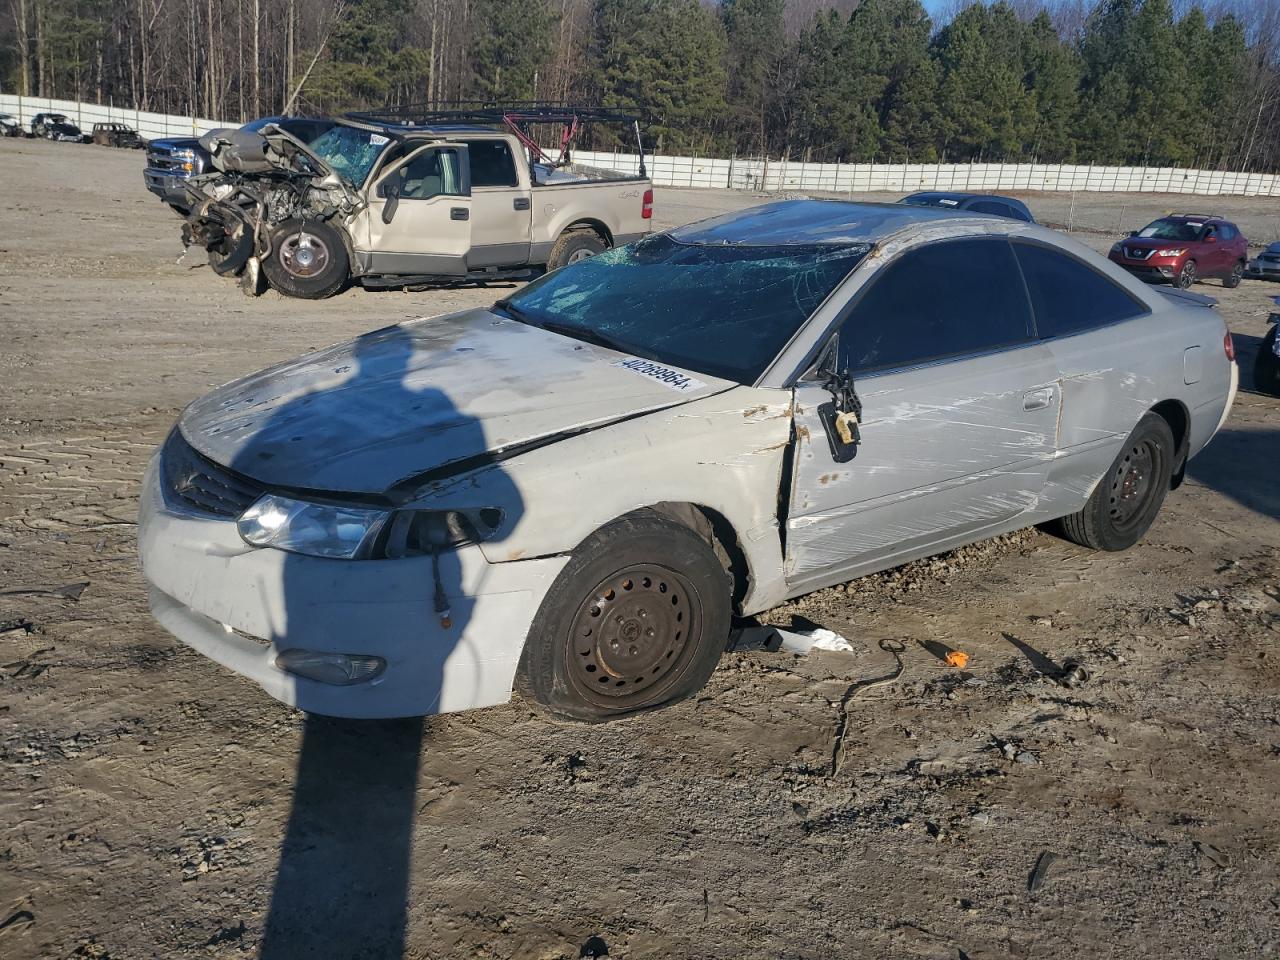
[403,386,797,615]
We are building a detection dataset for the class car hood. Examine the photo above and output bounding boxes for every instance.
[180,310,732,496]
[1120,237,1192,250]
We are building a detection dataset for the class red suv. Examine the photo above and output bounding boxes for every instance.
[1108,214,1248,289]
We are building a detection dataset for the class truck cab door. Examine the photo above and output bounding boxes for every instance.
[460,138,532,268]
[362,143,471,277]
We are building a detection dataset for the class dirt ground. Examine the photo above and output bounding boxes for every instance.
[1,137,1278,960]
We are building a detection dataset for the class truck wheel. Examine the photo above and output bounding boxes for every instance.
[1052,413,1175,552]
[262,218,349,299]
[516,511,732,722]
[546,229,607,271]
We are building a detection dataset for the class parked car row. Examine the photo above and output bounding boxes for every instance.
[1,111,145,147]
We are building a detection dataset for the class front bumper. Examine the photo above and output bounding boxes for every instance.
[1109,255,1181,283]
[1245,260,1280,279]
[143,168,194,207]
[138,456,567,718]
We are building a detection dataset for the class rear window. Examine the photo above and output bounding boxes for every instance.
[1014,242,1147,338]
[499,234,868,383]
[464,140,520,187]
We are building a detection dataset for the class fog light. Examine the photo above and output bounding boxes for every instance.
[275,649,385,685]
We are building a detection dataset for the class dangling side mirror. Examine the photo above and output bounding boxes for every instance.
[813,338,862,463]
[380,177,402,225]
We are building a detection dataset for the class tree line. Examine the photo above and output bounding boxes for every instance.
[3,0,1279,170]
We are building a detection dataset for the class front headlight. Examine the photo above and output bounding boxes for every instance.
[237,493,502,560]
[238,494,389,559]
[1156,248,1186,257]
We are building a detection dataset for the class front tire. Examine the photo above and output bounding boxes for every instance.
[261,218,350,299]
[516,511,732,722]
[1176,259,1197,289]
[1053,413,1175,551]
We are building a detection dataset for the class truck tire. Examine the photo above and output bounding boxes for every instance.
[1052,412,1175,552]
[546,229,607,271]
[262,218,350,299]
[515,511,731,722]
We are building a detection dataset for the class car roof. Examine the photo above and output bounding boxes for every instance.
[670,199,984,247]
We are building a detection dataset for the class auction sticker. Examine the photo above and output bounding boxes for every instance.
[613,357,707,393]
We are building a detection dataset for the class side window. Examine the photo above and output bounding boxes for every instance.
[397,148,464,200]
[1202,224,1217,241]
[1218,224,1236,241]
[1014,242,1147,338]
[463,139,519,188]
[837,238,1033,374]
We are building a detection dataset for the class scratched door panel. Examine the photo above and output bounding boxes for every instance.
[786,342,1060,585]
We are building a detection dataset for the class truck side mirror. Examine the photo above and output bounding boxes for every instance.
[380,176,401,225]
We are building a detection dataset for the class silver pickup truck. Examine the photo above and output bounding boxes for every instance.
[182,106,654,298]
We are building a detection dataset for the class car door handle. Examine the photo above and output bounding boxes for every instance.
[513,197,531,211]
[451,207,469,221]
[1022,386,1055,411]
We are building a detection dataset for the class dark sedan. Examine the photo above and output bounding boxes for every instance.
[899,191,1035,223]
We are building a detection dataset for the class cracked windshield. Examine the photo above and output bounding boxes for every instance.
[501,234,869,383]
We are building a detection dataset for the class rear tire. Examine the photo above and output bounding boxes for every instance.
[1177,259,1197,289]
[516,511,732,722]
[261,218,349,299]
[546,229,607,271]
[1224,260,1244,289]
[1053,413,1175,551]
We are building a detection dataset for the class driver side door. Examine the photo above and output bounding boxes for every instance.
[785,236,1061,592]
[359,143,472,277]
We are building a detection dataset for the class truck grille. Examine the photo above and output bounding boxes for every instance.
[160,430,262,518]
[146,146,187,173]
[1123,246,1154,261]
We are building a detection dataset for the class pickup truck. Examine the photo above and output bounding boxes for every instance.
[144,116,333,212]
[181,106,654,298]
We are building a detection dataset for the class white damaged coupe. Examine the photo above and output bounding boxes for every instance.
[139,200,1237,720]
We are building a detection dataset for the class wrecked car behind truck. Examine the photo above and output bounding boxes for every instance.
[140,200,1237,721]
[181,105,654,298]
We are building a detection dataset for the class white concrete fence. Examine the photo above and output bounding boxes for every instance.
[6,93,1280,198]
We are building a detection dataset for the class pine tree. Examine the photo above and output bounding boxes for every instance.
[590,0,728,154]
[721,0,785,156]
[467,0,557,101]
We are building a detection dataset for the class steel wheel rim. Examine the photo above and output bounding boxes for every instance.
[566,563,703,706]
[1108,438,1160,531]
[567,247,597,264]
[278,231,330,279]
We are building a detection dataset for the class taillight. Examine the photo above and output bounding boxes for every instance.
[1224,331,1235,362]
[641,188,653,220]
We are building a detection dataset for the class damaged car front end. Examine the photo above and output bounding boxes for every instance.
[181,122,374,292]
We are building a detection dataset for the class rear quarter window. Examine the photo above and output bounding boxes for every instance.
[1014,242,1148,338]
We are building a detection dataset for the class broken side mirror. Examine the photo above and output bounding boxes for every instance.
[814,340,862,463]
[380,177,401,225]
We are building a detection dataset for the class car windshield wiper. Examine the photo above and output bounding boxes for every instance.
[492,298,534,325]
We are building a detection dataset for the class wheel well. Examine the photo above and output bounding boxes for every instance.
[563,218,613,247]
[645,502,750,611]
[1150,399,1190,489]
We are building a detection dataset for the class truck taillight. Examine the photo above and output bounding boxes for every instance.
[642,189,653,220]
[1224,331,1235,362]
